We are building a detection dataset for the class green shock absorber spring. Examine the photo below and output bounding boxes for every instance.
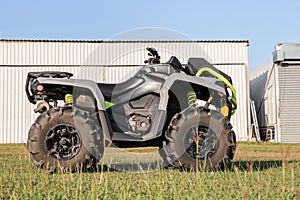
[65,94,73,106]
[187,91,197,107]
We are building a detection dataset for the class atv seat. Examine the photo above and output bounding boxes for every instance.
[97,77,144,100]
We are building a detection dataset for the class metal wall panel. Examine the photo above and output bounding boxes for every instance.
[216,65,250,141]
[0,40,248,66]
[0,66,106,143]
[249,59,276,140]
[264,67,277,127]
[278,65,300,143]
[250,72,268,127]
[0,40,249,143]
[0,64,249,143]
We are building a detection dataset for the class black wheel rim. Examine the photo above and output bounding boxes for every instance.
[185,126,219,159]
[45,124,82,160]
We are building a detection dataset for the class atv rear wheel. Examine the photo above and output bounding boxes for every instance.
[161,107,236,171]
[27,106,104,172]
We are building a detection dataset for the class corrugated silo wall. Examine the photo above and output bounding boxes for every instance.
[0,40,250,143]
[250,72,268,127]
[278,65,300,143]
[249,59,275,141]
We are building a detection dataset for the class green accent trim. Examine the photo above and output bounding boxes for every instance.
[105,101,115,109]
[196,67,237,115]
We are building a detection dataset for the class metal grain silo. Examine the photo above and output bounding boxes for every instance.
[250,43,300,143]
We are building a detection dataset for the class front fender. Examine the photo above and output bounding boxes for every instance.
[159,73,227,110]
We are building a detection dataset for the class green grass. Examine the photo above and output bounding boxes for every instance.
[0,142,299,199]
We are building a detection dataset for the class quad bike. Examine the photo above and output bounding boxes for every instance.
[25,47,237,172]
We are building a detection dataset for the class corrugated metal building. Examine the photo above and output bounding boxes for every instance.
[0,39,250,143]
[250,43,300,143]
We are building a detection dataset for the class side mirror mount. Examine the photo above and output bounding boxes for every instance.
[144,47,160,64]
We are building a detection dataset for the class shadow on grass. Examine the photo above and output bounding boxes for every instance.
[89,161,164,173]
[232,160,299,171]
[88,160,300,173]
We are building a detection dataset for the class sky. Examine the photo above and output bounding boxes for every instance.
[0,0,299,69]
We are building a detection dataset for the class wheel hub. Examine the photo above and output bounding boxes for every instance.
[185,126,219,159]
[45,124,82,160]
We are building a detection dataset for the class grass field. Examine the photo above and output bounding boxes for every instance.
[0,142,299,199]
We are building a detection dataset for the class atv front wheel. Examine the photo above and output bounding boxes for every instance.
[161,107,236,171]
[27,106,104,172]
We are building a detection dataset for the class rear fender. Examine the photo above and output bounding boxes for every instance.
[36,77,112,142]
[37,77,106,110]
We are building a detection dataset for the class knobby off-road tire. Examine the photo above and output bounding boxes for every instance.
[27,106,104,173]
[161,107,236,171]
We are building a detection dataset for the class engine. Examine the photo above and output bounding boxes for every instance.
[108,94,159,135]
[128,114,151,133]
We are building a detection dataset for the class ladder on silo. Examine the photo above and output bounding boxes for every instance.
[250,100,260,142]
